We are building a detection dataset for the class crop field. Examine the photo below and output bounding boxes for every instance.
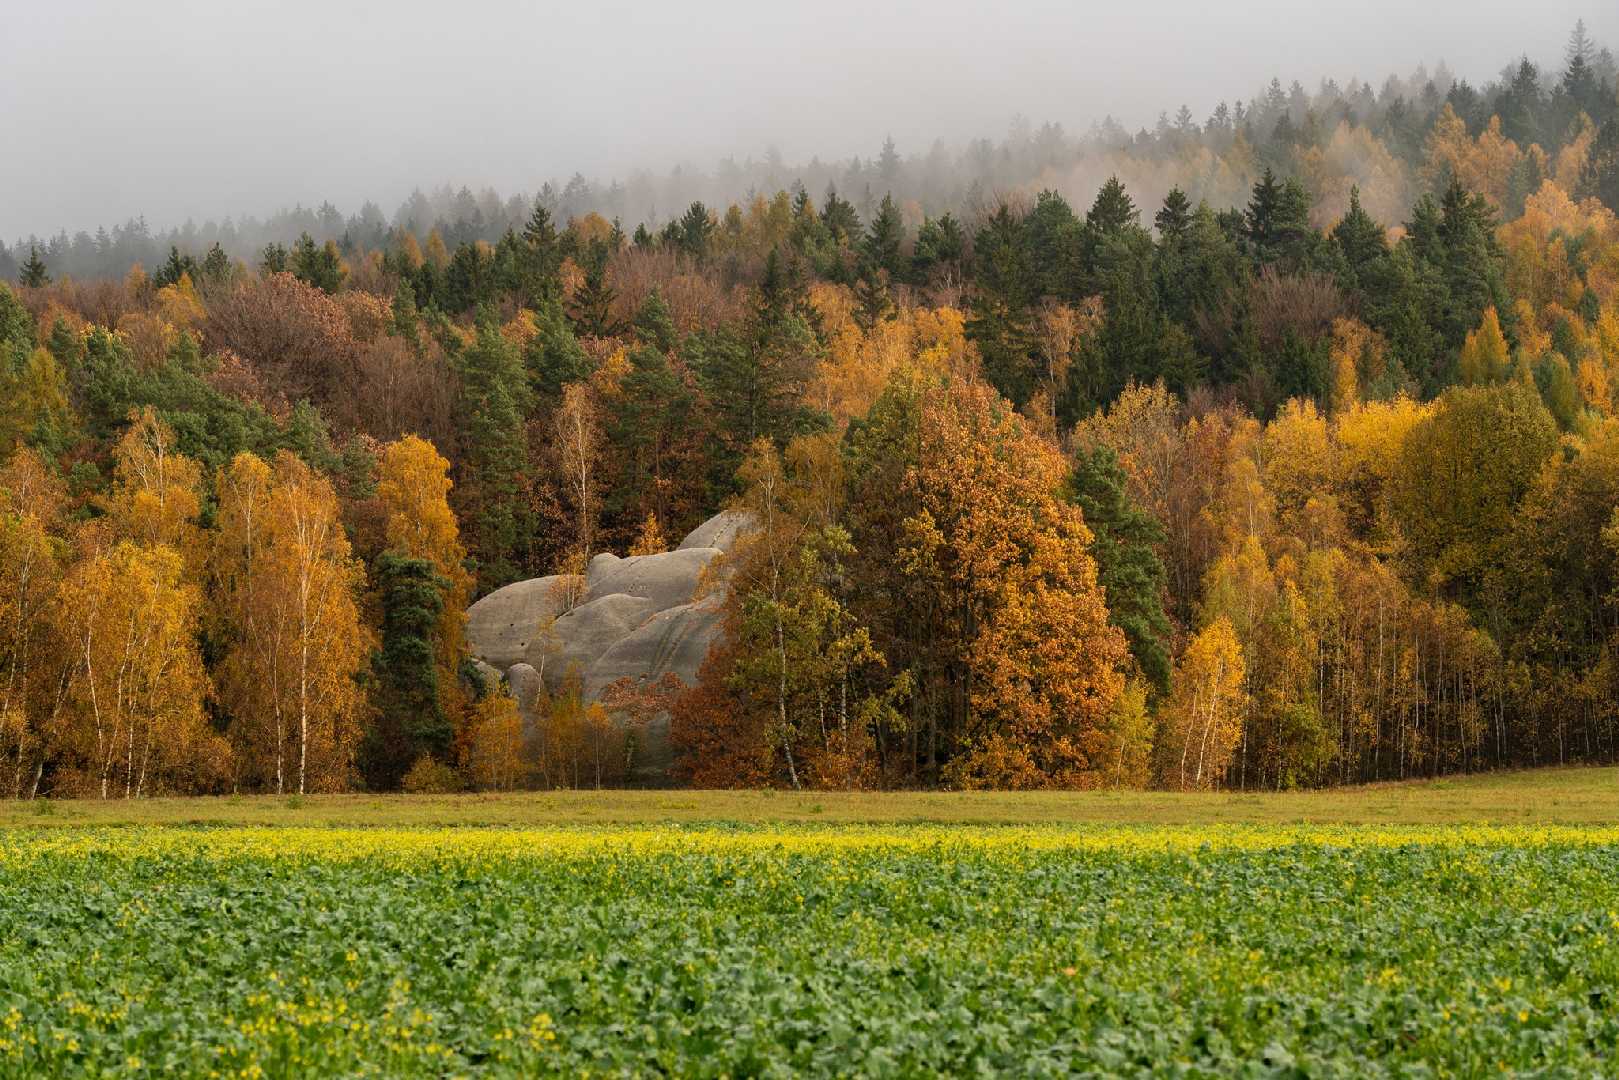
[0,818,1617,1076]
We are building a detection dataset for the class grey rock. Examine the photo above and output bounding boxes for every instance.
[505,662,544,733]
[583,546,722,610]
[584,599,725,701]
[538,593,659,691]
[465,574,582,669]
[456,511,751,783]
[468,658,504,690]
[676,509,757,554]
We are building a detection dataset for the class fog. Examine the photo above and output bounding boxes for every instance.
[3,0,1616,239]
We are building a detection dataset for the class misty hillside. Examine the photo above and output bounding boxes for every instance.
[4,23,1616,285]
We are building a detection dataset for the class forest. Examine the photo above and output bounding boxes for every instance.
[3,24,1619,795]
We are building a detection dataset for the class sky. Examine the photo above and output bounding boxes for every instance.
[3,0,1617,238]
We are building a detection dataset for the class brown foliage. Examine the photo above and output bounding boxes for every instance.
[202,272,360,407]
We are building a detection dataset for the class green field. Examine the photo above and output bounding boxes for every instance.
[5,764,1617,828]
[1,770,1616,1076]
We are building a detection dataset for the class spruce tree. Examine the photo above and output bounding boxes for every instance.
[521,200,563,303]
[677,202,714,260]
[1087,177,1139,234]
[457,312,533,589]
[1067,445,1173,693]
[363,552,450,789]
[525,298,593,400]
[18,246,49,288]
[862,193,906,282]
[1580,118,1619,213]
[819,186,861,243]
[1154,188,1193,241]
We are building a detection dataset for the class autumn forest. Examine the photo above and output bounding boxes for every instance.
[5,25,1619,796]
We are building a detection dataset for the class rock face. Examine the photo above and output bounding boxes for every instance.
[464,574,582,670]
[676,509,755,554]
[463,510,755,783]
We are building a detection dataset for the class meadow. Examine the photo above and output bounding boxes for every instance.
[0,769,1615,1076]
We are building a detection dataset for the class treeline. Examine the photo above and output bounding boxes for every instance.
[3,28,1619,792]
[7,24,1617,286]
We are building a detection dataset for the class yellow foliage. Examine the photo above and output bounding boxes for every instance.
[464,692,528,791]
[155,273,204,330]
[106,408,203,565]
[1458,307,1510,385]
[1158,616,1247,791]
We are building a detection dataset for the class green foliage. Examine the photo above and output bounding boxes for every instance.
[18,246,49,288]
[2,829,1617,1074]
[525,298,592,400]
[455,315,533,590]
[77,327,281,469]
[1394,382,1558,606]
[363,553,450,790]
[861,194,906,282]
[1067,445,1172,693]
[1243,169,1317,271]
[289,232,344,293]
[152,246,198,289]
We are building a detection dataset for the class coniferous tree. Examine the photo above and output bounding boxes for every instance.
[819,187,861,243]
[1067,445,1173,694]
[260,242,288,275]
[152,246,197,289]
[862,194,906,282]
[455,313,532,589]
[18,247,49,288]
[1581,118,1619,213]
[363,552,450,789]
[1087,177,1139,234]
[201,243,231,284]
[1154,188,1193,241]
[520,200,563,303]
[568,258,621,337]
[526,297,592,400]
[677,202,714,260]
[289,232,344,293]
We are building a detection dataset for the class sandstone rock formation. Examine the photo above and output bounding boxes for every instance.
[462,509,755,782]
[464,574,582,670]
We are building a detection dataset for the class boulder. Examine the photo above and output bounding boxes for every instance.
[586,552,624,589]
[465,574,582,670]
[505,662,544,734]
[676,509,756,554]
[582,546,723,610]
[536,592,659,691]
[457,511,755,783]
[584,599,726,701]
[468,658,504,691]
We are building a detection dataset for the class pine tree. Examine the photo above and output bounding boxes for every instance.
[456,314,533,589]
[1154,188,1192,241]
[862,194,907,282]
[18,247,49,288]
[363,553,450,789]
[201,243,231,283]
[1087,177,1138,234]
[152,246,198,289]
[677,202,714,260]
[1067,445,1173,693]
[260,242,288,275]
[568,258,621,337]
[633,289,678,353]
[289,232,344,292]
[819,187,861,243]
[525,297,592,400]
[1331,187,1388,276]
[521,200,563,303]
